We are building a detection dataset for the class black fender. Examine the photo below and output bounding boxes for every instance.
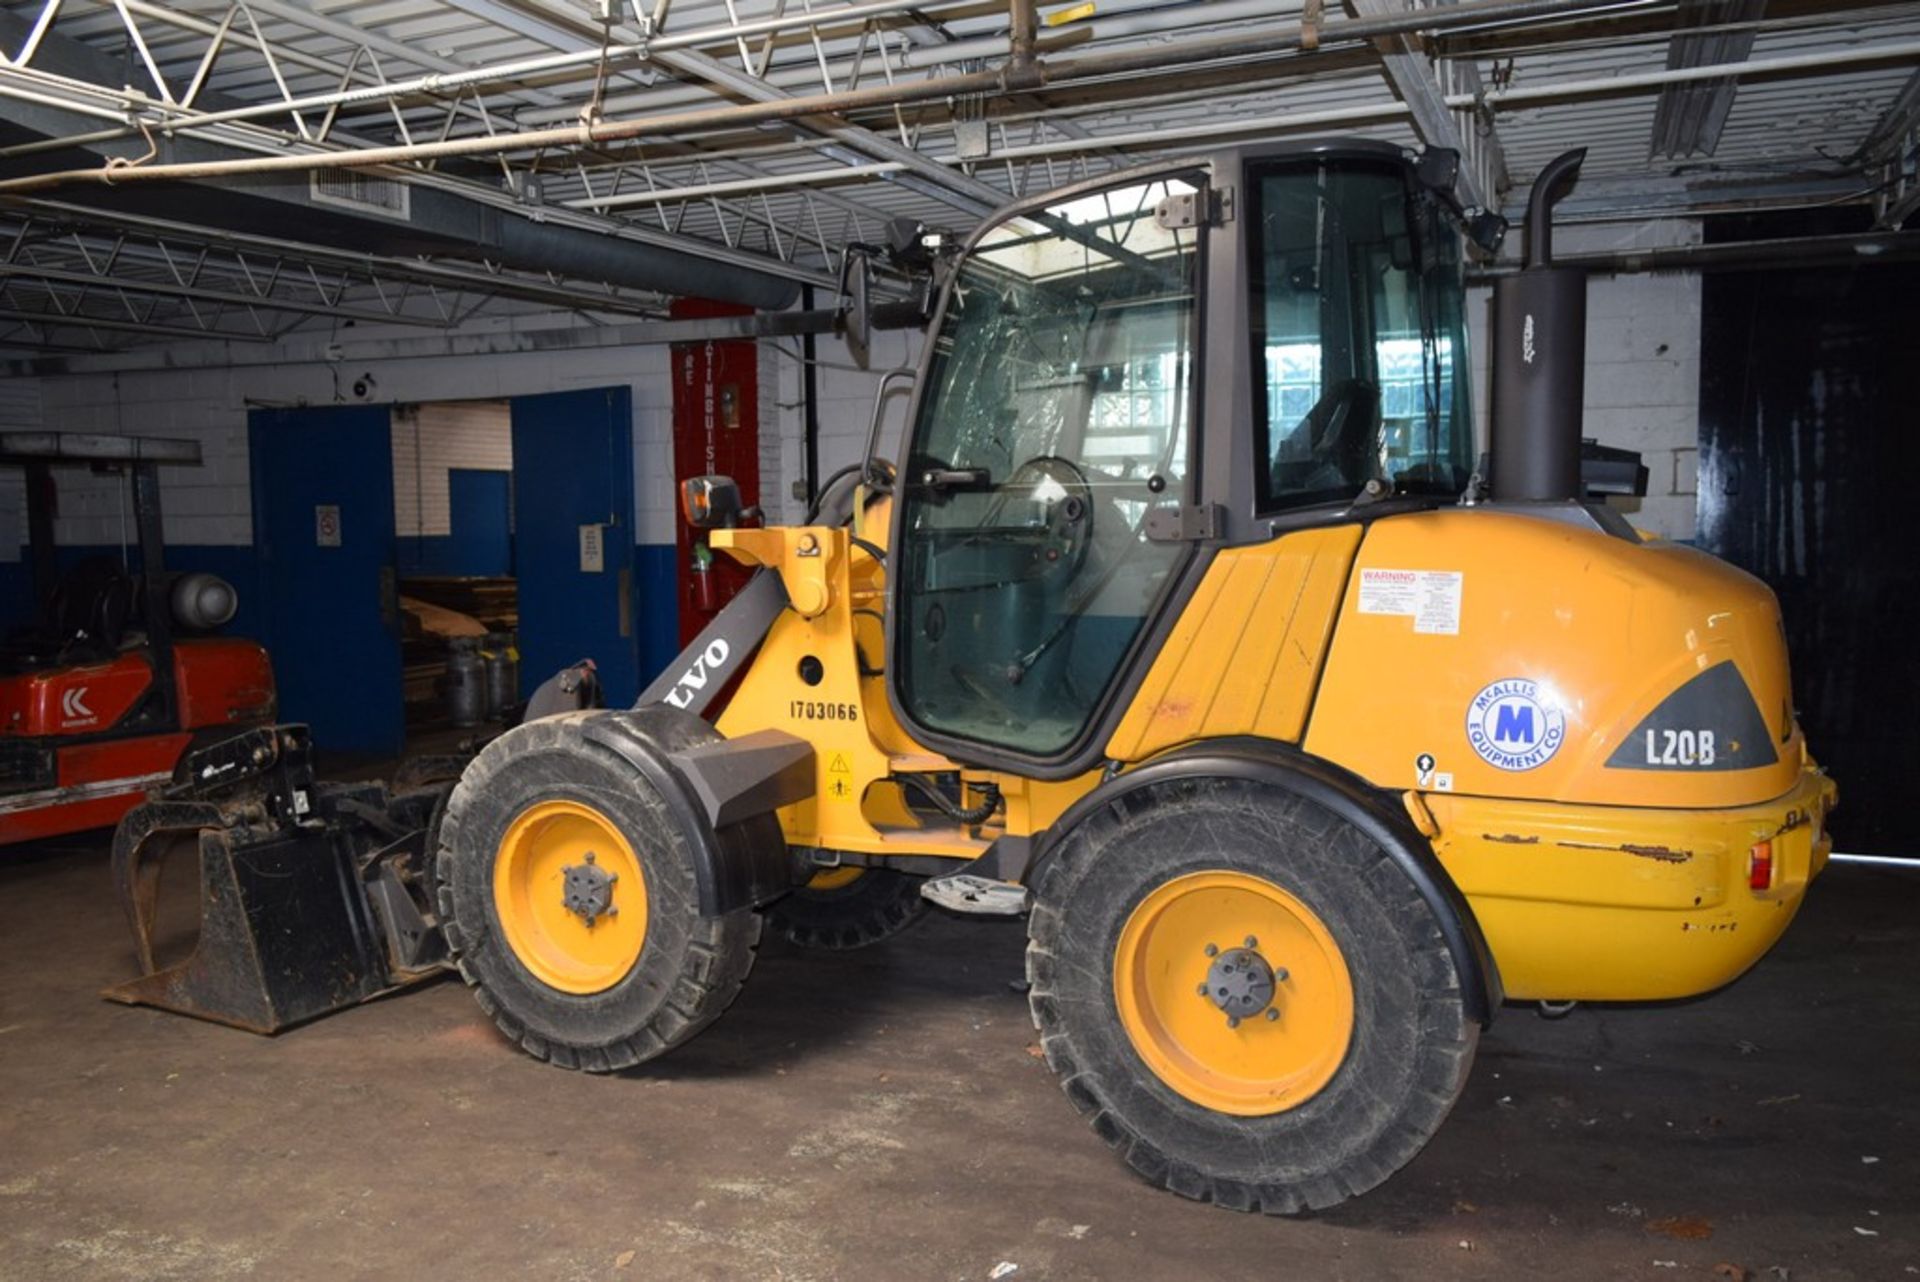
[1033,737,1503,1026]
[578,707,793,917]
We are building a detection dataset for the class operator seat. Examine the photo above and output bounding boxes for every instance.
[1270,379,1379,497]
[1,556,137,671]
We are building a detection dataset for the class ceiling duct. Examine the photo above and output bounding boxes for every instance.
[1650,0,1767,160]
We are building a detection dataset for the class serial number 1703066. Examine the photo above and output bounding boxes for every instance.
[791,700,859,722]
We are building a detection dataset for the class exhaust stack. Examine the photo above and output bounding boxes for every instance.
[1491,149,1588,503]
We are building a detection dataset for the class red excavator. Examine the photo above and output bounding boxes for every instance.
[1,432,275,845]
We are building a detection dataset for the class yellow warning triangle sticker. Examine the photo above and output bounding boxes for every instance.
[827,753,852,774]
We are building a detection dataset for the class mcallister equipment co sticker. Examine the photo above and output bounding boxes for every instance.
[1467,678,1566,771]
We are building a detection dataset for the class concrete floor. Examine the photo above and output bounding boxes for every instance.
[0,839,1914,1282]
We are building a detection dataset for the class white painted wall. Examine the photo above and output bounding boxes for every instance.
[761,326,924,524]
[25,338,677,549]
[390,399,512,539]
[1467,218,1704,539]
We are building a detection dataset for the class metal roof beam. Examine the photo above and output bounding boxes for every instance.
[649,47,1003,220]
[10,199,670,319]
[421,0,1008,219]
[1347,0,1507,213]
[0,259,455,328]
[1860,67,1920,228]
[0,305,277,343]
[429,0,905,257]
[4,304,846,377]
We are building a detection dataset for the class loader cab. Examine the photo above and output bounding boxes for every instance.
[887,142,1475,771]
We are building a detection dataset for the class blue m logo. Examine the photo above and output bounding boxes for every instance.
[1494,704,1535,744]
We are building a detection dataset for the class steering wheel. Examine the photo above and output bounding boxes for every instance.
[936,456,1095,716]
[992,456,1094,585]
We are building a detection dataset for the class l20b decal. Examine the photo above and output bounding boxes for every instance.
[1605,661,1778,773]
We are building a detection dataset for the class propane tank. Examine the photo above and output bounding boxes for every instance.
[170,572,238,630]
[483,631,519,719]
[445,637,486,728]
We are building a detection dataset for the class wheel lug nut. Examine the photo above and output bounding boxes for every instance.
[1275,967,1290,982]
[585,851,596,864]
[1226,1016,1240,1029]
[1203,943,1218,957]
[1196,982,1209,997]
[1244,935,1258,949]
[1265,1008,1279,1022]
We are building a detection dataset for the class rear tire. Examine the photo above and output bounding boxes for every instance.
[766,867,927,950]
[435,710,765,1072]
[1026,775,1476,1213]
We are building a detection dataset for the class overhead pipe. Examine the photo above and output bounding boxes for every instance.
[1008,0,1039,77]
[1466,229,1920,278]
[0,0,1677,196]
[895,0,1334,69]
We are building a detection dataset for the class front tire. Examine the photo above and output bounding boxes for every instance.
[435,710,765,1072]
[1026,776,1476,1213]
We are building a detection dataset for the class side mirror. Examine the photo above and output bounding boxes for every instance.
[680,474,746,529]
[839,250,872,370]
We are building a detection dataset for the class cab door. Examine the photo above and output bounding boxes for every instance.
[888,170,1207,767]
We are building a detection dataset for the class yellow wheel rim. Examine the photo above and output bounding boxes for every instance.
[492,799,648,995]
[1113,870,1354,1117]
[805,865,865,892]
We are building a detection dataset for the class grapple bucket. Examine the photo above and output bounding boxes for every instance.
[104,725,451,1033]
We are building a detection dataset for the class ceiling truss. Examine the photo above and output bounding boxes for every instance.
[0,0,1917,353]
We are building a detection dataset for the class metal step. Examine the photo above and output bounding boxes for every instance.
[920,873,1029,917]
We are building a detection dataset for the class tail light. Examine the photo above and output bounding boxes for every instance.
[1748,840,1774,891]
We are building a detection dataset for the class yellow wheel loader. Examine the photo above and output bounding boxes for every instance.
[432,142,1836,1213]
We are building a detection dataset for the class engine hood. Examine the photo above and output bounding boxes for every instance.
[1303,508,1804,809]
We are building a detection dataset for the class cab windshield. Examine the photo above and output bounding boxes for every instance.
[894,173,1200,757]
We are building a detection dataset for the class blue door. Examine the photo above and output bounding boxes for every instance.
[511,388,640,704]
[249,406,404,755]
[447,468,514,576]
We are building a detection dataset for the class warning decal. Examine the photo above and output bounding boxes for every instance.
[826,752,853,801]
[1357,568,1463,636]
